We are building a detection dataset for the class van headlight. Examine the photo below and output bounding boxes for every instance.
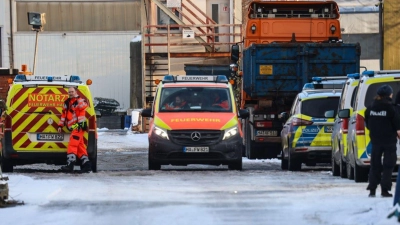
[223,126,238,140]
[154,126,169,140]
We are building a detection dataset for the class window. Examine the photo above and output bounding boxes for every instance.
[301,97,340,118]
[157,3,180,30]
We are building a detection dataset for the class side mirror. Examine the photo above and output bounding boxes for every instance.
[324,110,335,118]
[231,44,239,63]
[338,109,350,118]
[279,112,289,121]
[238,109,249,119]
[95,110,102,118]
[141,108,153,117]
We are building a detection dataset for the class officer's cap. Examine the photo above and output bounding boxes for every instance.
[377,84,393,97]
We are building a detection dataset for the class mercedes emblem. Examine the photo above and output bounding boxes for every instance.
[191,131,201,141]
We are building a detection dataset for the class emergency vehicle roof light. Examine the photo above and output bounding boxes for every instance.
[216,75,229,83]
[347,73,360,79]
[47,76,53,82]
[70,75,81,83]
[14,75,27,82]
[312,77,322,83]
[162,75,175,83]
[302,83,314,90]
[362,70,375,77]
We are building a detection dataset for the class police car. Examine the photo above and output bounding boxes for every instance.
[280,77,344,171]
[325,73,360,178]
[339,70,400,182]
[1,74,99,172]
[141,75,249,170]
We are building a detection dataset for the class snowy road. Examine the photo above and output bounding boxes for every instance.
[0,131,397,225]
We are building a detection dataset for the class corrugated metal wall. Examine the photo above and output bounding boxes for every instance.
[384,0,400,70]
[16,1,140,31]
[13,32,140,110]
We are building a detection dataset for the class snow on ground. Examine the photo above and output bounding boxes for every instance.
[0,130,399,225]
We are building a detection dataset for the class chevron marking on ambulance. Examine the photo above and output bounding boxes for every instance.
[10,87,72,151]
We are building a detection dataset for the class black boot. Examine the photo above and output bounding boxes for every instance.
[80,156,92,173]
[61,154,76,172]
[381,189,393,197]
[368,189,376,197]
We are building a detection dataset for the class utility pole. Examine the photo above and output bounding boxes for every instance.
[27,12,45,75]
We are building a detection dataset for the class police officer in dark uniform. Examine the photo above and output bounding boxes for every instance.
[365,84,400,197]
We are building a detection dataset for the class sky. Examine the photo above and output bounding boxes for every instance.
[0,129,399,225]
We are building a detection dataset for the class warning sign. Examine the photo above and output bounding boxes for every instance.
[183,30,195,39]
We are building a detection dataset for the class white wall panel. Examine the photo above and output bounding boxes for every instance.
[13,32,140,110]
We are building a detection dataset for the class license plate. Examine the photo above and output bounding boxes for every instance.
[324,126,333,133]
[183,147,209,153]
[37,133,64,141]
[256,130,277,136]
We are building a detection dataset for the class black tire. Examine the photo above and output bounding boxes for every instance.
[1,137,13,172]
[332,155,340,176]
[148,156,161,170]
[288,152,302,171]
[281,150,288,170]
[241,144,246,157]
[339,156,347,178]
[354,163,369,183]
[1,154,13,173]
[228,158,242,170]
[90,141,98,172]
[346,160,354,180]
[245,121,257,159]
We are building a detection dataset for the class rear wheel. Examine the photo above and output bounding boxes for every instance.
[245,121,257,159]
[346,160,354,180]
[332,155,340,176]
[281,150,288,170]
[339,156,347,178]
[1,154,13,173]
[1,139,13,172]
[90,142,98,172]
[288,152,301,171]
[354,163,369,183]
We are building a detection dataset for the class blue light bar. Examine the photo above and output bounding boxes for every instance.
[70,75,81,82]
[14,75,27,82]
[362,70,374,77]
[347,73,360,79]
[163,75,175,82]
[216,75,228,83]
[302,83,314,90]
[47,76,53,82]
[312,77,322,83]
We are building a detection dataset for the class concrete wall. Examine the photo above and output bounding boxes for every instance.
[13,32,140,111]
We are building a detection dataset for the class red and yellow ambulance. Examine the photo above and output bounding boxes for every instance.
[0,74,99,172]
[142,75,249,170]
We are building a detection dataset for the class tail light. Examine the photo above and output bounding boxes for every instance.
[291,118,313,126]
[355,114,365,135]
[255,121,272,128]
[341,118,349,134]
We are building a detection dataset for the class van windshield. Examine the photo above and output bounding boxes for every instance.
[301,97,340,118]
[159,87,232,112]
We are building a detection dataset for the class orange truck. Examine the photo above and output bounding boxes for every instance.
[230,1,360,159]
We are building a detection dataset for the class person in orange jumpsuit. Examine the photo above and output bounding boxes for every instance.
[58,87,91,173]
